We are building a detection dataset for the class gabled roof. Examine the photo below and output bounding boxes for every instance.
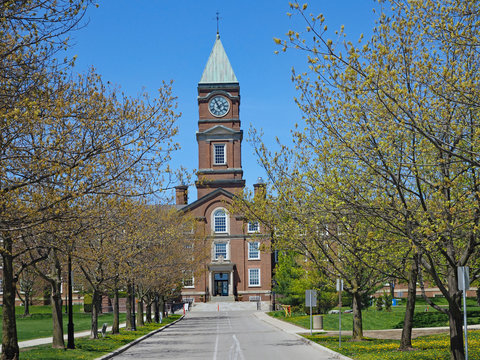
[201,124,238,135]
[196,125,243,142]
[199,34,238,84]
[179,188,237,213]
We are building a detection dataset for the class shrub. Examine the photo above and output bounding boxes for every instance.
[42,287,51,306]
[383,293,392,312]
[317,290,338,314]
[84,293,93,313]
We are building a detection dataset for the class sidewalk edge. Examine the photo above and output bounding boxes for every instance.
[254,313,353,360]
[294,334,354,360]
[95,315,185,360]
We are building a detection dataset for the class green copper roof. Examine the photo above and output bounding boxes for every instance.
[199,34,238,84]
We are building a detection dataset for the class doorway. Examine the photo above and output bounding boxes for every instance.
[214,272,229,296]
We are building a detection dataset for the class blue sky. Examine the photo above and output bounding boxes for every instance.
[69,1,376,201]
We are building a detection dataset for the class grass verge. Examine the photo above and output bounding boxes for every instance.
[303,330,480,359]
[20,315,181,360]
[1,305,127,342]
[269,303,480,330]
[269,309,405,330]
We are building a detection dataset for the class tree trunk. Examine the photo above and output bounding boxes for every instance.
[50,252,65,349]
[137,298,144,327]
[154,295,160,323]
[399,255,418,350]
[90,289,100,339]
[24,292,30,317]
[160,296,167,318]
[112,287,120,334]
[2,235,19,360]
[146,301,152,323]
[448,300,465,360]
[351,291,363,340]
[126,284,132,330]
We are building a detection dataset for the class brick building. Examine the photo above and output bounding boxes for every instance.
[177,34,273,303]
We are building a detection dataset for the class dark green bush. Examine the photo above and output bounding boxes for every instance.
[84,293,93,313]
[394,309,480,328]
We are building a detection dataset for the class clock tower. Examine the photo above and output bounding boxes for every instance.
[195,33,245,199]
[178,33,272,305]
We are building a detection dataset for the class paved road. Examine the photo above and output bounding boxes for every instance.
[111,311,340,360]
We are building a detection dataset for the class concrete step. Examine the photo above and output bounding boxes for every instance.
[209,295,235,302]
[190,301,270,312]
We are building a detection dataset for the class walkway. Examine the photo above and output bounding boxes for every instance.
[2,323,125,351]
[108,310,350,360]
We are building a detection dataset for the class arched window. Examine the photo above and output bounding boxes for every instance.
[213,209,227,233]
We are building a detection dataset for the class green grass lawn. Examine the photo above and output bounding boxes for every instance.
[270,297,480,331]
[270,306,409,330]
[0,305,126,342]
[304,331,480,360]
[20,315,181,360]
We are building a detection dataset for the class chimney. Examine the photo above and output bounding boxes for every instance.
[253,177,266,199]
[175,185,188,205]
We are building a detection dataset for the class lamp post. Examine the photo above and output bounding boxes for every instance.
[67,254,75,349]
[272,279,277,311]
[131,280,136,331]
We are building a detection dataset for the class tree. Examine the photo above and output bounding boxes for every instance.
[274,252,308,308]
[1,0,183,355]
[1,43,181,360]
[0,2,92,357]
[15,266,38,317]
[274,252,337,314]
[233,157,398,339]
[273,1,480,358]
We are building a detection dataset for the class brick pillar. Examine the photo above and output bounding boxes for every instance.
[175,185,188,205]
[253,177,266,199]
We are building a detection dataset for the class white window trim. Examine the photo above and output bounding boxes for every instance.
[248,221,260,233]
[248,268,261,287]
[213,143,226,165]
[213,241,229,260]
[212,207,229,234]
[248,241,260,260]
[183,272,195,288]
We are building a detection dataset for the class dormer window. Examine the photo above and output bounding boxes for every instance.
[214,144,226,165]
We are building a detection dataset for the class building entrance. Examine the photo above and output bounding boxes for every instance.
[214,273,229,296]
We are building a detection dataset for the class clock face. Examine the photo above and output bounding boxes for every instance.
[209,96,230,117]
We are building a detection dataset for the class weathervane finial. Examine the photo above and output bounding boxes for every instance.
[216,11,221,37]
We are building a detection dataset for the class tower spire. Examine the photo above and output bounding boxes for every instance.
[216,11,220,37]
[199,29,238,84]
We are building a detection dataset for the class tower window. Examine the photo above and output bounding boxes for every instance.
[213,209,227,233]
[214,144,226,165]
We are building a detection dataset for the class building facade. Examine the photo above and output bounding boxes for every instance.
[177,34,273,303]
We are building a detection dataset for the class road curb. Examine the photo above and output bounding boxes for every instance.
[294,333,354,360]
[254,313,352,360]
[96,315,185,360]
